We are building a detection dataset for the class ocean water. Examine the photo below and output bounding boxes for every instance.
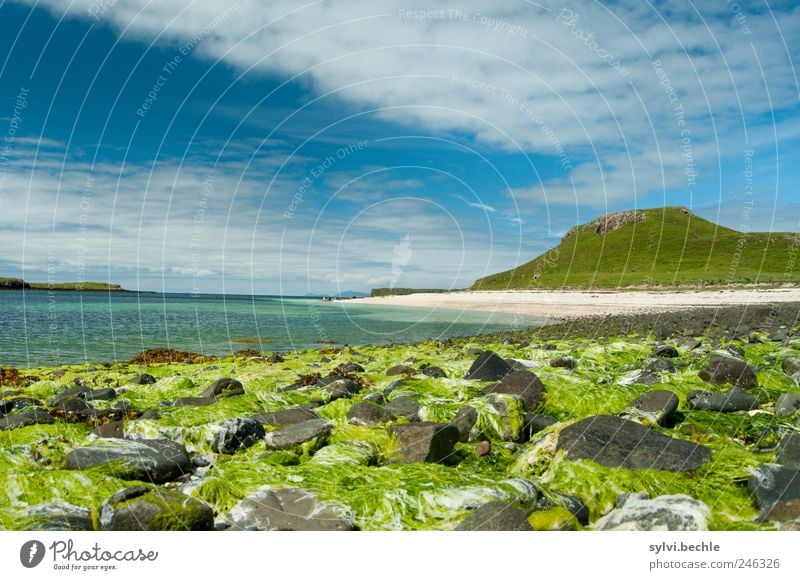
[0,291,544,367]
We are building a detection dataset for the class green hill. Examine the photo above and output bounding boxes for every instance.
[473,206,800,289]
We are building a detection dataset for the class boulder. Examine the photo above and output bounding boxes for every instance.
[0,408,54,430]
[634,359,676,385]
[93,420,125,439]
[389,422,460,463]
[481,370,545,411]
[775,393,800,417]
[65,439,192,483]
[777,433,800,469]
[0,397,42,415]
[451,406,478,442]
[322,379,359,401]
[47,386,92,407]
[128,373,157,385]
[212,418,266,454]
[228,487,354,531]
[627,390,679,425]
[386,364,416,376]
[263,419,332,450]
[749,464,800,510]
[172,396,215,407]
[336,362,365,374]
[592,494,709,531]
[549,357,577,369]
[251,407,319,427]
[99,486,213,531]
[200,377,244,400]
[698,354,757,388]
[422,365,447,378]
[384,396,420,421]
[346,402,395,426]
[760,499,800,523]
[521,414,558,438]
[27,503,94,531]
[464,352,512,381]
[653,345,679,358]
[557,415,712,472]
[782,357,800,376]
[83,388,117,401]
[687,387,758,412]
[455,501,532,531]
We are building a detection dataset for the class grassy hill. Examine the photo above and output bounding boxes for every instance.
[0,277,124,291]
[473,206,800,289]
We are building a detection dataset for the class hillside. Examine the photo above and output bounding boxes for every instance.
[473,206,800,289]
[0,278,125,291]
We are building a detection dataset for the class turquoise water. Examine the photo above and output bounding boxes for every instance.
[0,291,543,367]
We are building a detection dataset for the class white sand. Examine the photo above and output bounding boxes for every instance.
[348,288,800,320]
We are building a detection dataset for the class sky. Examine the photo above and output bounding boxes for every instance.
[0,0,798,295]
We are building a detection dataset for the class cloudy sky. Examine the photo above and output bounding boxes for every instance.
[0,0,798,294]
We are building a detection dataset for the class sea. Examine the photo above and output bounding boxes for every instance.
[0,290,544,367]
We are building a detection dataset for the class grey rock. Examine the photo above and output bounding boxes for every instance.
[698,354,757,388]
[687,387,758,412]
[465,351,512,381]
[228,487,354,531]
[386,364,416,376]
[93,420,125,439]
[47,386,92,407]
[0,397,42,415]
[200,377,244,400]
[549,356,577,369]
[172,396,215,407]
[99,486,213,531]
[263,419,332,450]
[383,379,407,395]
[65,438,192,483]
[635,358,676,385]
[27,503,93,531]
[251,407,320,427]
[777,433,800,469]
[783,357,800,376]
[522,413,558,438]
[481,370,545,411]
[749,464,800,509]
[627,390,679,425]
[84,388,117,401]
[760,498,800,523]
[323,379,359,401]
[364,392,386,405]
[455,501,532,531]
[212,418,266,454]
[537,493,590,525]
[422,365,447,378]
[384,396,420,421]
[676,337,702,351]
[451,406,478,442]
[616,491,651,508]
[0,408,54,430]
[389,422,459,464]
[557,415,712,472]
[128,373,157,385]
[593,494,709,531]
[346,402,395,426]
[335,362,365,374]
[775,393,800,417]
[653,345,680,358]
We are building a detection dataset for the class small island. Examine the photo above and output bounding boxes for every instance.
[0,277,126,291]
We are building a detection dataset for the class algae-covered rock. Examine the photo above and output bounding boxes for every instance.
[626,390,678,425]
[27,503,93,531]
[389,422,460,464]
[634,358,675,385]
[99,486,214,530]
[0,397,42,415]
[557,415,712,472]
[465,351,512,381]
[0,408,54,430]
[128,373,156,385]
[592,494,709,531]
[699,353,757,388]
[528,506,580,530]
[227,487,354,531]
[455,501,532,531]
[687,386,759,412]
[65,438,193,483]
[212,418,266,454]
[481,370,545,411]
[263,419,332,450]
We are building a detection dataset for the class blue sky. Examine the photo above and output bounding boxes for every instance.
[0,0,798,294]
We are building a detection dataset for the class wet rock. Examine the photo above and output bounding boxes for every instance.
[93,420,125,439]
[783,357,800,376]
[363,392,386,405]
[384,396,420,421]
[200,377,244,400]
[383,379,407,395]
[676,337,702,351]
[481,370,545,411]
[760,498,800,523]
[627,390,679,425]
[323,379,360,401]
[749,464,800,509]
[634,358,676,385]
[99,486,213,531]
[212,418,266,454]
[336,362,365,374]
[777,433,800,469]
[465,351,512,381]
[0,397,42,415]
[592,494,709,531]
[51,397,92,413]
[422,365,447,378]
[47,386,92,407]
[386,364,416,376]
[83,388,117,401]
[774,393,800,417]
[536,493,589,526]
[251,407,320,427]
[389,422,460,464]
[687,387,758,412]
[455,501,532,531]
[65,439,192,483]
[521,414,558,438]
[0,408,55,430]
[27,503,94,531]
[139,409,160,420]
[346,402,395,426]
[698,354,757,388]
[228,487,354,531]
[172,396,215,407]
[557,415,712,472]
[653,345,679,358]
[451,406,478,442]
[128,373,157,385]
[475,440,491,457]
[263,419,332,450]
[549,356,577,369]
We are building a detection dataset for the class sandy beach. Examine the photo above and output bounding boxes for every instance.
[349,288,800,320]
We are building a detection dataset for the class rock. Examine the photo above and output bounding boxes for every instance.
[65,439,192,483]
[323,379,359,401]
[557,415,712,472]
[522,414,558,438]
[389,422,460,463]
[0,397,42,415]
[128,373,157,385]
[727,343,746,357]
[139,409,160,420]
[422,365,447,378]
[266,352,285,363]
[93,420,125,439]
[0,408,55,430]
[481,370,545,411]
[363,392,386,405]
[777,433,800,468]
[200,377,244,400]
[634,358,676,385]
[346,402,396,426]
[251,407,320,427]
[455,501,532,531]
[769,331,789,343]
[27,503,94,531]
[228,487,354,531]
[676,337,702,351]
[465,351,512,381]
[451,406,478,442]
[627,390,679,425]
[749,464,800,509]
[83,388,117,401]
[698,354,757,388]
[47,386,91,406]
[99,486,213,531]
[760,498,800,523]
[775,393,800,417]
[383,379,407,395]
[653,345,679,358]
[264,419,332,450]
[687,387,758,412]
[386,364,416,376]
[592,494,709,531]
[384,396,420,421]
[528,506,580,530]
[783,357,800,376]
[172,396,215,407]
[51,397,91,413]
[475,440,491,457]
[549,357,577,369]
[465,347,485,356]
[212,418,266,454]
[536,493,589,525]
[336,362,365,373]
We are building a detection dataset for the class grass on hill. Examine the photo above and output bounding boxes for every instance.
[473,206,800,290]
